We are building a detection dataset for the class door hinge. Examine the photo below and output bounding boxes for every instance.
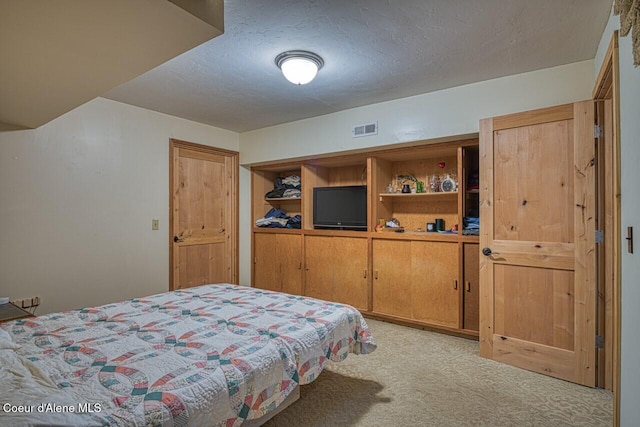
[594,124,603,139]
[595,229,604,244]
[595,334,604,349]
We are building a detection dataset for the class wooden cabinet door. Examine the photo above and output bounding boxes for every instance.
[253,234,280,292]
[305,235,368,310]
[463,243,479,332]
[332,237,369,311]
[372,239,412,318]
[480,102,596,386]
[304,236,335,302]
[278,234,303,295]
[411,241,459,328]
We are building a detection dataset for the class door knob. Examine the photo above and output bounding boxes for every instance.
[482,247,495,256]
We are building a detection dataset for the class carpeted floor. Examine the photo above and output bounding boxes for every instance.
[264,318,612,427]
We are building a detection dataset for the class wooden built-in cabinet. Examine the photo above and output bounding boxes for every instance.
[373,240,459,328]
[251,137,480,338]
[462,243,480,332]
[253,232,303,295]
[304,235,368,311]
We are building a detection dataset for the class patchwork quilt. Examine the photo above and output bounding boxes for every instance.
[0,284,376,426]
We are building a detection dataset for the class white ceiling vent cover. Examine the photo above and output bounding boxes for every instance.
[352,122,378,138]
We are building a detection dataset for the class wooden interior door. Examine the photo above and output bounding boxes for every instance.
[479,102,596,386]
[170,139,238,290]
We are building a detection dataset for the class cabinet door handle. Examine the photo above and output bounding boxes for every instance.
[454,280,458,290]
[298,262,302,270]
[374,270,379,280]
[466,281,471,292]
[363,269,367,279]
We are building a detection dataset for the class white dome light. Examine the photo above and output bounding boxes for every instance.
[275,51,324,85]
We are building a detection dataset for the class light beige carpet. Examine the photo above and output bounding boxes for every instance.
[264,319,612,427]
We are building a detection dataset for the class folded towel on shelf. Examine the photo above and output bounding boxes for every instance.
[256,208,302,229]
[462,216,479,235]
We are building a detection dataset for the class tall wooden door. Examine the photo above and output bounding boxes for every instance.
[170,139,238,290]
[479,102,596,386]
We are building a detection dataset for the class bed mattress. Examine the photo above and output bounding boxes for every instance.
[0,284,376,426]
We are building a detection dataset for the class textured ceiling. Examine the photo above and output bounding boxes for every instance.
[104,0,611,133]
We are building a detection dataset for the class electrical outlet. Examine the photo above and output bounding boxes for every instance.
[152,219,159,230]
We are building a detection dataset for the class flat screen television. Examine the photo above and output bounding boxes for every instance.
[313,185,367,230]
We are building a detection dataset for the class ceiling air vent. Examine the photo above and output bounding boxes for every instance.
[352,122,378,138]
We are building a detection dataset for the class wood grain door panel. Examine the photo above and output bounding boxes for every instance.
[494,264,575,351]
[177,243,228,288]
[493,122,574,243]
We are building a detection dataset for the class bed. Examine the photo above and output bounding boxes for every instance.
[0,284,376,426]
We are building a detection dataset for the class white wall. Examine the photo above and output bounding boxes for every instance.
[240,60,594,165]
[238,61,595,284]
[0,98,239,314]
[595,8,640,426]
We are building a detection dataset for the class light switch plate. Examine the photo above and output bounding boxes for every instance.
[152,219,159,230]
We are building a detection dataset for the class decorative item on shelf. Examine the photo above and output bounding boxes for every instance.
[426,222,436,232]
[387,218,401,228]
[386,183,395,193]
[440,174,457,192]
[429,174,440,193]
[396,173,424,194]
[435,218,445,231]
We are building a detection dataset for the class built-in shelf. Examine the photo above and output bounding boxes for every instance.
[264,197,301,201]
[378,192,457,201]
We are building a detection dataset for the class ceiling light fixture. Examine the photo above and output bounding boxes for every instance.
[275,50,324,85]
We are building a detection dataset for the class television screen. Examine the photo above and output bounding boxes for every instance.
[313,185,367,230]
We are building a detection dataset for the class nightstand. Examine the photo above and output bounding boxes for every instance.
[0,302,33,323]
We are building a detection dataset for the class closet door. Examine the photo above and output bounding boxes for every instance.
[479,102,596,386]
